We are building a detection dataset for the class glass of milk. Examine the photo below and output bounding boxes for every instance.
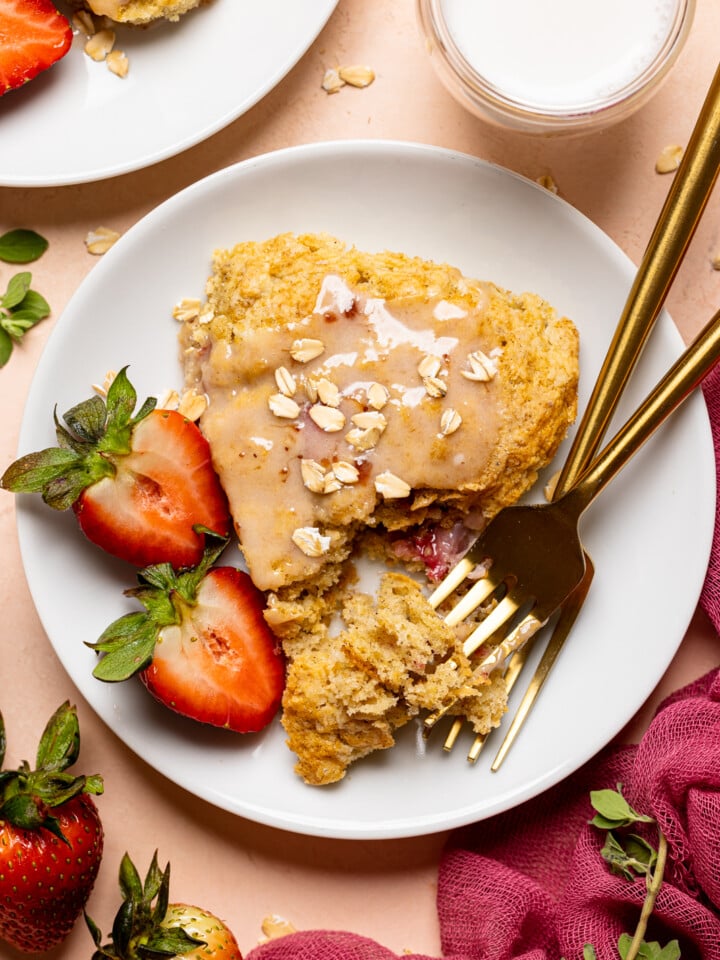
[417,0,696,134]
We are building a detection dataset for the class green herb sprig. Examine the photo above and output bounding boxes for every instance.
[0,229,51,367]
[584,785,678,960]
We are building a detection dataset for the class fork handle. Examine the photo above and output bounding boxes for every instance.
[566,304,720,515]
[556,62,720,497]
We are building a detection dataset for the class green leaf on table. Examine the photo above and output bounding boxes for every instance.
[0,327,12,367]
[0,229,48,264]
[0,268,52,365]
[1,271,31,309]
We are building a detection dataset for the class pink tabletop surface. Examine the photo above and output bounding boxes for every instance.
[2,2,720,957]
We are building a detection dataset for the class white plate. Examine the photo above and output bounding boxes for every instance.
[0,0,337,187]
[15,141,715,839]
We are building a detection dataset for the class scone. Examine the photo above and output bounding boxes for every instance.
[180,232,580,784]
[72,0,204,24]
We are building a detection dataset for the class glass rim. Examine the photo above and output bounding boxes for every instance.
[420,0,696,124]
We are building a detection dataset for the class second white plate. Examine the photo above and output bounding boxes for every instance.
[0,0,337,186]
[15,141,715,838]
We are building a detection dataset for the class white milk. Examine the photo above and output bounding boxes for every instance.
[441,0,680,111]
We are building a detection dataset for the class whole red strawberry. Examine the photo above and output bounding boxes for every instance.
[0,701,104,953]
[89,533,285,733]
[1,367,230,569]
[0,0,72,96]
[86,850,242,959]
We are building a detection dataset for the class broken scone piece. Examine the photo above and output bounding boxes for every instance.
[180,232,579,785]
[70,0,205,24]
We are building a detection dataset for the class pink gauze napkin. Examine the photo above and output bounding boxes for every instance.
[246,366,720,960]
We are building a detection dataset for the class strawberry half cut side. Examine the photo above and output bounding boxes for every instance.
[0,0,73,96]
[88,532,286,733]
[0,366,231,568]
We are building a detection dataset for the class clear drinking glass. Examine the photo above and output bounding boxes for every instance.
[417,0,696,135]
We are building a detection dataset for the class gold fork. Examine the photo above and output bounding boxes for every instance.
[434,61,720,762]
[424,299,720,736]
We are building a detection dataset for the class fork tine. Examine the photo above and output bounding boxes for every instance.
[426,602,540,734]
[489,559,594,770]
[442,572,504,627]
[443,640,533,755]
[427,556,476,608]
[464,603,540,660]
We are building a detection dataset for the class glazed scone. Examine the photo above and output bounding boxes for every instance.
[182,232,579,593]
[73,0,204,24]
[180,232,580,784]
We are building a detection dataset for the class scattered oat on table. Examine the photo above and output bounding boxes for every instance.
[322,64,375,93]
[655,144,684,174]
[536,173,559,194]
[258,915,297,943]
[85,227,121,255]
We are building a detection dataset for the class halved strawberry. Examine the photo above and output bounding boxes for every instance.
[0,0,73,96]
[86,851,242,959]
[89,533,285,733]
[1,367,231,568]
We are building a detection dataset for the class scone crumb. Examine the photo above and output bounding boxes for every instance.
[711,250,720,271]
[85,226,121,255]
[655,144,684,174]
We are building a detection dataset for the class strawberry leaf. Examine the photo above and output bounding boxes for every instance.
[62,395,109,444]
[0,229,48,264]
[119,851,144,903]
[89,532,231,683]
[90,613,158,682]
[0,793,47,830]
[1,368,160,509]
[143,927,206,955]
[0,711,5,769]
[1,447,80,491]
[35,700,80,772]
